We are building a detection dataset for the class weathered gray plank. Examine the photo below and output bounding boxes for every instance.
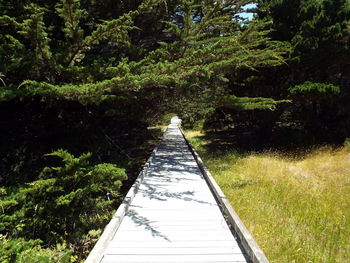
[130,197,218,208]
[119,217,227,226]
[105,247,245,255]
[102,254,248,263]
[108,240,240,248]
[113,230,235,242]
[117,224,229,231]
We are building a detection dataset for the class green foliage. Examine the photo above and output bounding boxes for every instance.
[289,81,340,102]
[287,81,345,141]
[56,0,85,43]
[0,0,160,86]
[0,73,6,86]
[18,4,53,79]
[232,0,350,143]
[220,95,290,111]
[257,0,350,73]
[344,138,350,147]
[0,236,75,263]
[19,19,288,104]
[258,0,350,47]
[289,81,340,96]
[0,150,127,259]
[0,0,289,105]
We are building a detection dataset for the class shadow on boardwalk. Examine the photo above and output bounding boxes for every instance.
[124,127,217,241]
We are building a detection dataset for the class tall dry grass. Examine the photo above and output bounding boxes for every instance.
[186,130,350,263]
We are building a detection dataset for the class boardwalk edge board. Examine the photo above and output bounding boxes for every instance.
[179,127,270,263]
[84,132,165,263]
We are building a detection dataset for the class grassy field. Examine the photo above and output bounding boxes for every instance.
[185,130,350,263]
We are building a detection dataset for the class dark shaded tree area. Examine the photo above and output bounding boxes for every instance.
[202,0,350,150]
[1,0,348,261]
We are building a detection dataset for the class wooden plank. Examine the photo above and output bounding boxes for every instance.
[131,197,217,204]
[116,229,233,236]
[125,207,223,214]
[130,196,218,207]
[140,179,207,185]
[113,230,235,242]
[120,211,224,221]
[143,172,204,179]
[108,240,239,248]
[105,247,245,255]
[126,208,222,213]
[102,254,248,263]
[118,223,229,231]
[119,220,229,231]
[120,216,227,225]
[137,185,212,193]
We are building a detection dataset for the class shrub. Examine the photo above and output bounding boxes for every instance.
[0,236,74,263]
[0,150,127,259]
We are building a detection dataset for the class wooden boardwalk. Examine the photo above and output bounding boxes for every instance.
[86,117,268,263]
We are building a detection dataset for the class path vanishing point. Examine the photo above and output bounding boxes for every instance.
[85,117,269,263]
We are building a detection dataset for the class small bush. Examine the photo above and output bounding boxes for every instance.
[0,236,74,263]
[0,149,127,261]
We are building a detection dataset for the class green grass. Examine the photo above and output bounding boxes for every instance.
[185,130,350,263]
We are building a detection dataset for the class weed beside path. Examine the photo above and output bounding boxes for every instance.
[186,130,350,263]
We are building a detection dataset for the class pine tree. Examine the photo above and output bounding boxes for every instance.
[257,0,350,79]
[255,0,350,141]
[14,0,289,110]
